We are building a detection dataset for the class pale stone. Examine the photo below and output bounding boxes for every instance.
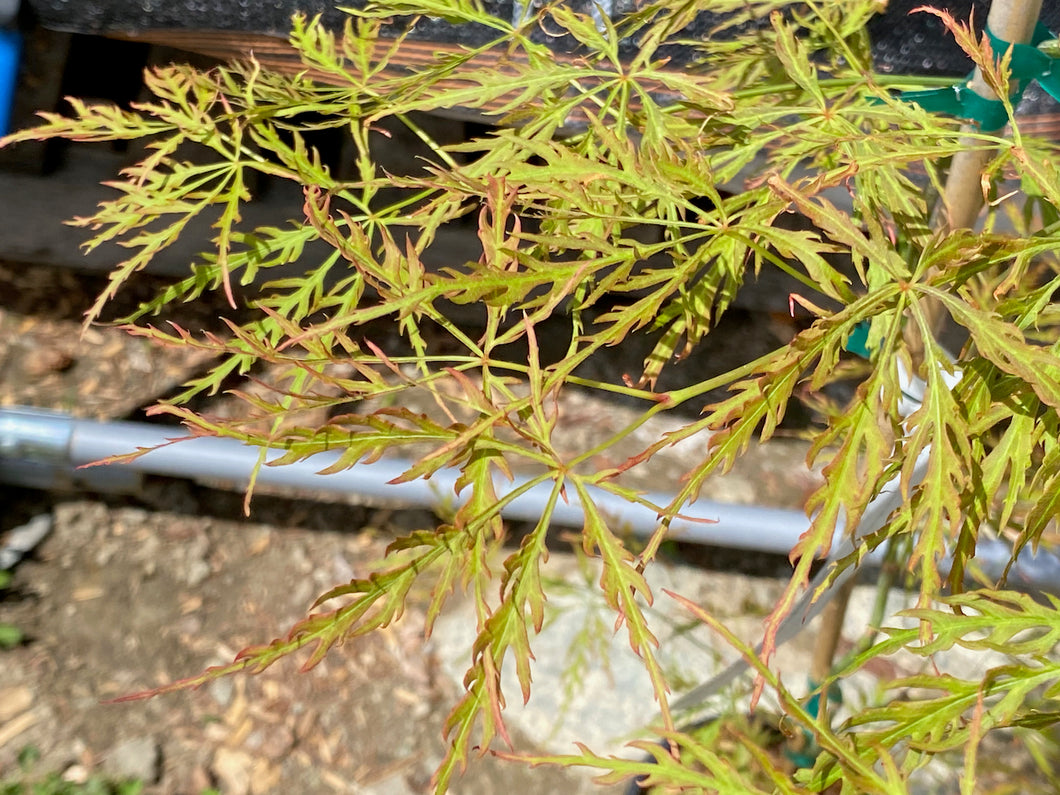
[62,764,90,784]
[212,747,254,795]
[0,686,32,722]
[103,736,162,784]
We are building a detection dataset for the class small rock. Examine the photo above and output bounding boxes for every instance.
[62,764,90,784]
[249,758,282,795]
[0,514,53,570]
[102,736,162,784]
[212,747,253,795]
[180,533,212,586]
[203,723,230,743]
[286,543,313,576]
[23,347,74,377]
[208,677,235,708]
[185,559,211,587]
[0,709,38,752]
[0,686,33,722]
[248,724,294,760]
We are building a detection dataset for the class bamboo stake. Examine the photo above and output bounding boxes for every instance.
[939,0,1043,232]
[912,0,1044,355]
[809,576,856,686]
[807,575,856,727]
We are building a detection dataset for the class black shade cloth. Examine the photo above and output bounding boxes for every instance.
[22,0,1060,126]
[22,0,1060,77]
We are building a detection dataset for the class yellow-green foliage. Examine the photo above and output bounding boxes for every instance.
[5,1,1060,791]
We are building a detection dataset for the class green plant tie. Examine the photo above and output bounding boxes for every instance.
[844,320,872,359]
[804,677,843,718]
[784,678,844,769]
[889,22,1060,129]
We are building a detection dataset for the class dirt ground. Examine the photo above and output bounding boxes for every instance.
[0,252,826,794]
[2,486,628,794]
[0,261,658,794]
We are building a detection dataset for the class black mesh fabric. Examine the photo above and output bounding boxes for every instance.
[23,0,1060,91]
[23,1,739,57]
[870,0,1060,76]
[23,0,1060,72]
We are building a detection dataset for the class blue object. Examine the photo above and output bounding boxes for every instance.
[0,27,19,137]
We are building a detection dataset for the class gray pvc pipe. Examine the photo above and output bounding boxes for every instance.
[0,406,811,554]
[1,407,1055,597]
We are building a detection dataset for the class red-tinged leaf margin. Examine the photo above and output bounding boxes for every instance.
[912,6,1013,105]
[573,478,674,728]
[901,307,971,610]
[922,285,1060,408]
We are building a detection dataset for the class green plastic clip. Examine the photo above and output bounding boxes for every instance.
[784,678,844,769]
[885,21,1060,129]
[845,320,872,359]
